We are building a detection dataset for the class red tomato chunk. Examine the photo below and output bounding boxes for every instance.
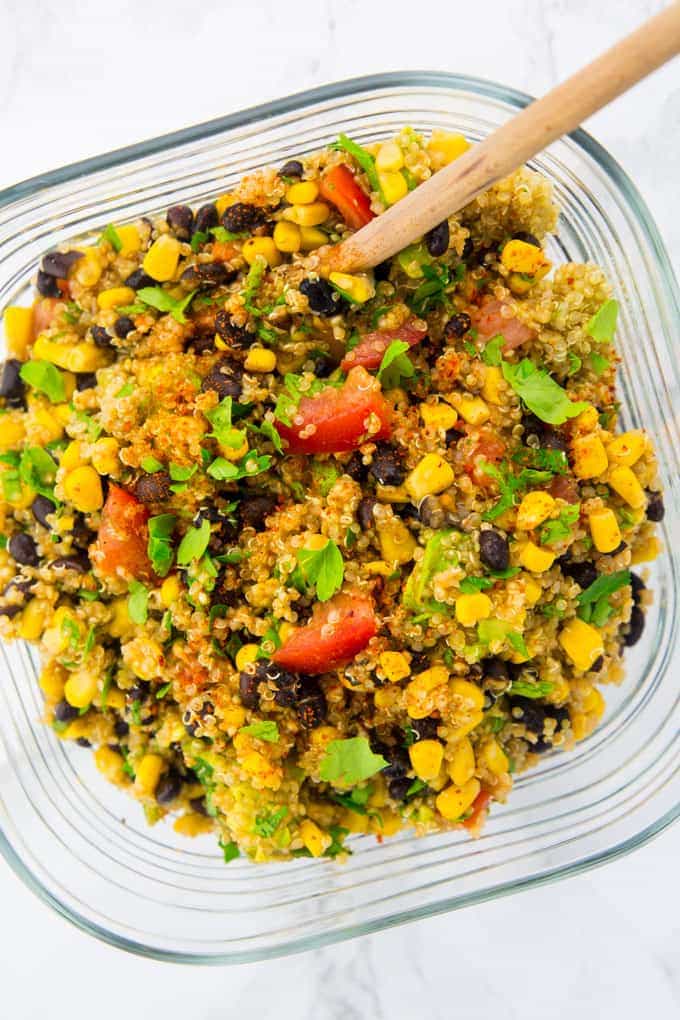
[273,594,377,674]
[92,484,153,581]
[341,321,427,372]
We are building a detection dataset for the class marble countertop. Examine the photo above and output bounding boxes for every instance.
[1,0,679,1016]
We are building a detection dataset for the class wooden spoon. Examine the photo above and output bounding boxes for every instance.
[323,5,680,275]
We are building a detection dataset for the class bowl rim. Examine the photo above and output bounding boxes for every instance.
[1,70,678,965]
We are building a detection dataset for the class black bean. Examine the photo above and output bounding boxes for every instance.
[222,203,268,234]
[312,354,336,378]
[279,159,304,178]
[512,231,541,248]
[296,676,327,728]
[461,237,474,260]
[388,776,413,802]
[134,472,171,503]
[590,655,604,672]
[395,502,418,522]
[70,513,94,549]
[646,491,665,522]
[409,716,439,741]
[189,796,209,816]
[542,430,568,453]
[8,533,39,567]
[409,651,431,674]
[155,768,183,805]
[54,699,79,723]
[50,552,90,573]
[166,205,194,240]
[0,359,26,406]
[201,357,243,400]
[418,496,446,529]
[214,312,251,348]
[193,203,219,235]
[482,656,510,683]
[239,494,277,531]
[444,426,464,448]
[182,262,236,288]
[560,559,597,590]
[623,605,645,647]
[508,697,547,737]
[42,250,83,278]
[239,670,260,708]
[75,372,97,391]
[114,719,130,738]
[425,220,450,257]
[630,572,645,605]
[128,680,151,704]
[114,315,136,339]
[369,443,404,486]
[76,737,92,748]
[299,278,346,317]
[125,268,156,290]
[345,452,367,482]
[479,530,509,572]
[357,496,377,531]
[443,312,471,340]
[380,745,410,779]
[36,270,60,297]
[91,325,113,348]
[374,258,392,282]
[0,579,34,618]
[31,495,56,529]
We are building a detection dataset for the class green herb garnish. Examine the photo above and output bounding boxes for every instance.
[586,299,618,343]
[127,580,149,625]
[100,223,122,252]
[19,360,65,403]
[240,720,280,743]
[176,518,211,566]
[331,132,385,202]
[319,737,388,786]
[136,287,197,324]
[501,358,589,425]
[481,334,505,366]
[296,539,344,602]
[252,806,289,838]
[147,513,177,578]
[377,340,415,389]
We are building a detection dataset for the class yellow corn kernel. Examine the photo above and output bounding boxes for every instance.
[379,651,411,683]
[405,453,454,502]
[218,430,248,462]
[18,599,49,641]
[160,574,181,607]
[235,643,259,671]
[64,668,98,709]
[279,622,296,644]
[3,306,34,358]
[570,710,590,741]
[62,717,91,742]
[500,239,550,276]
[606,431,646,467]
[97,286,135,310]
[143,234,180,282]
[477,737,509,776]
[42,606,76,656]
[573,405,599,433]
[39,662,67,701]
[449,737,475,786]
[282,202,330,227]
[91,437,119,476]
[0,417,26,451]
[405,666,449,719]
[516,490,556,531]
[341,807,370,834]
[30,403,64,442]
[571,434,608,479]
[273,220,302,254]
[481,365,504,405]
[109,597,132,638]
[244,347,277,373]
[559,618,604,672]
[309,725,339,749]
[364,560,391,576]
[299,226,328,251]
[114,224,141,257]
[242,237,282,268]
[450,679,486,712]
[588,507,621,553]
[372,810,402,837]
[285,180,319,205]
[631,536,661,564]
[507,272,535,296]
[220,705,246,732]
[581,684,605,716]
[299,818,329,857]
[54,402,73,425]
[448,711,485,743]
[73,248,103,287]
[104,686,125,711]
[523,575,542,606]
[436,777,480,821]
[32,335,108,373]
[420,401,458,431]
[328,271,375,304]
[427,131,470,170]
[63,466,103,513]
[373,687,396,709]
[95,745,127,785]
[448,392,490,426]
[378,516,416,565]
[409,739,444,780]
[376,141,404,172]
[215,192,234,216]
[455,592,492,627]
[135,754,164,796]
[519,541,556,573]
[378,171,408,206]
[174,812,214,837]
[608,465,646,509]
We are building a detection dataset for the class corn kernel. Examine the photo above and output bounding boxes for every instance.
[608,465,646,509]
[581,684,605,716]
[106,598,131,639]
[477,737,509,776]
[282,202,330,227]
[436,778,480,821]
[160,574,181,607]
[54,402,73,425]
[364,560,391,576]
[215,193,234,217]
[447,711,485,743]
[405,453,454,502]
[143,234,180,282]
[64,668,98,709]
[328,271,375,304]
[0,417,26,451]
[279,622,296,644]
[481,365,504,404]
[523,575,542,606]
[285,180,319,205]
[244,347,277,373]
[97,286,135,310]
[376,141,404,172]
[449,737,475,786]
[242,237,282,268]
[18,599,49,641]
[299,818,329,857]
[30,402,64,442]
[455,592,492,627]
[519,541,556,573]
[39,662,67,701]
[378,516,416,564]
[450,679,486,711]
[273,220,302,253]
[3,306,34,357]
[427,131,470,169]
[405,666,449,719]
[95,745,127,785]
[559,618,604,672]
[91,437,119,476]
[571,434,608,479]
[378,170,408,206]
[299,226,328,251]
[570,710,590,742]
[73,248,103,287]
[63,466,103,513]
[372,810,402,837]
[631,536,661,564]
[588,508,621,553]
[573,405,599,433]
[235,643,259,671]
[516,490,556,531]
[420,402,458,431]
[379,650,411,683]
[221,705,246,731]
[448,393,490,426]
[114,224,141,257]
[606,431,646,467]
[104,687,125,711]
[32,335,108,373]
[409,739,444,780]
[174,812,214,837]
[500,239,550,276]
[135,754,164,795]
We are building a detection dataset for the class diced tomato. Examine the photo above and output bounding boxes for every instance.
[319,164,375,230]
[273,594,377,674]
[470,296,535,351]
[341,321,428,372]
[462,788,492,833]
[92,484,153,581]
[212,241,239,263]
[32,298,59,338]
[276,366,391,454]
[464,430,506,489]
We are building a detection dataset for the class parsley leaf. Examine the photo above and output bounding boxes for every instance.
[510,679,554,699]
[459,576,495,593]
[219,839,240,863]
[141,456,164,473]
[191,231,208,252]
[331,132,385,202]
[18,447,57,499]
[252,806,289,838]
[540,504,580,546]
[116,382,134,398]
[100,223,122,252]
[211,226,244,243]
[176,518,211,566]
[296,539,344,601]
[127,580,149,624]
[240,720,279,743]
[377,339,415,389]
[168,461,198,494]
[481,334,504,367]
[319,737,388,786]
[206,452,271,483]
[147,513,177,577]
[205,396,247,453]
[19,360,65,403]
[586,299,618,343]
[567,352,582,375]
[156,682,171,699]
[501,359,589,425]
[409,262,452,317]
[136,287,197,324]
[576,570,630,623]
[589,352,610,376]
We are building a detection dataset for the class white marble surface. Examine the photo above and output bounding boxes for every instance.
[1,0,679,1016]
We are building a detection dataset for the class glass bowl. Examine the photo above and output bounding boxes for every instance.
[1,72,678,965]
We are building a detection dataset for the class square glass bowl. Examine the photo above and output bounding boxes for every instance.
[0,73,678,964]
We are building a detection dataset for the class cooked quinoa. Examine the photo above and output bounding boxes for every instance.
[0,128,664,862]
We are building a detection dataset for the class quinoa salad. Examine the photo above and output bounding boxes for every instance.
[0,128,664,863]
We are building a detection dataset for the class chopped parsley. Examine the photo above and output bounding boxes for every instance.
[377,340,415,389]
[586,299,618,343]
[459,576,495,593]
[100,223,122,252]
[331,132,385,202]
[168,461,197,494]
[510,679,554,699]
[147,513,177,577]
[116,382,134,398]
[155,682,171,699]
[191,231,209,252]
[219,839,240,863]
[409,262,453,317]
[176,518,211,566]
[589,352,610,376]
[539,504,581,546]
[136,286,197,324]
[240,720,280,743]
[576,569,630,625]
[205,396,247,453]
[501,358,589,425]
[127,580,149,625]
[319,737,388,786]
[296,539,344,602]
[252,806,289,838]
[19,360,65,403]
[481,461,553,522]
[141,456,164,473]
[206,451,271,483]
[481,334,504,367]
